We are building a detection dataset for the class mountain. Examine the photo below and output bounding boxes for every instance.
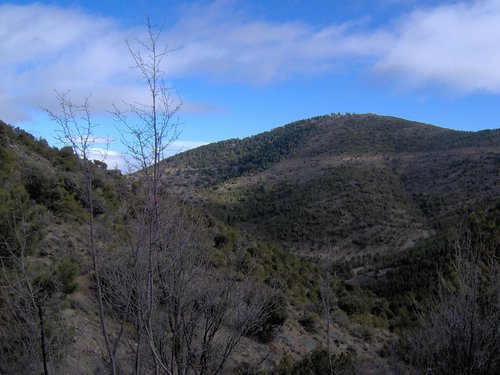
[160,113,500,260]
[1,115,498,374]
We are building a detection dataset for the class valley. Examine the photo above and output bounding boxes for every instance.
[0,114,498,374]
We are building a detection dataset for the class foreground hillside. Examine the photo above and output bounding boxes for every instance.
[1,115,499,374]
[0,119,396,373]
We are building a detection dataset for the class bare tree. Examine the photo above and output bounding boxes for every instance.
[108,18,278,375]
[150,221,276,375]
[113,17,180,180]
[111,18,181,372]
[44,92,118,374]
[102,194,277,374]
[404,236,500,375]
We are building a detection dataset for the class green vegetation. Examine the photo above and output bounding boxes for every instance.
[162,113,499,261]
[164,119,315,187]
[345,201,500,331]
[276,349,356,375]
[210,226,323,306]
[1,114,499,373]
[0,120,128,373]
[206,164,425,251]
[1,122,83,220]
[163,114,500,186]
[160,113,499,372]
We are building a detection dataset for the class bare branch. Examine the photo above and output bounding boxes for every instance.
[44,94,118,375]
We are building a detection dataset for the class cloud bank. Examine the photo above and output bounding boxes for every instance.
[374,0,500,92]
[1,0,499,124]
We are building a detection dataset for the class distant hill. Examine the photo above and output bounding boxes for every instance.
[160,113,500,259]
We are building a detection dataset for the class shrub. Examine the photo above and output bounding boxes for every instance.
[298,311,320,333]
[53,256,80,294]
[247,292,288,343]
[337,293,369,315]
[277,349,357,375]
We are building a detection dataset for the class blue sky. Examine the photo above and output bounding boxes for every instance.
[1,0,500,169]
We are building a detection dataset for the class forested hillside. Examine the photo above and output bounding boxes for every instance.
[160,113,500,373]
[0,118,395,373]
[1,115,498,374]
[161,114,500,257]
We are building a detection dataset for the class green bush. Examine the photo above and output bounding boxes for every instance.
[53,256,80,294]
[0,186,46,259]
[277,349,356,375]
[29,256,80,295]
[337,293,369,316]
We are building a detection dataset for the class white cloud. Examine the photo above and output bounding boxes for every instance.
[1,0,500,126]
[69,136,114,146]
[0,3,137,121]
[374,0,500,93]
[163,2,365,84]
[86,140,209,173]
[163,0,500,93]
[0,3,212,123]
[1,1,389,122]
[86,147,127,171]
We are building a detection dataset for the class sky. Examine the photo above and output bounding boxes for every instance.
[1,0,500,170]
